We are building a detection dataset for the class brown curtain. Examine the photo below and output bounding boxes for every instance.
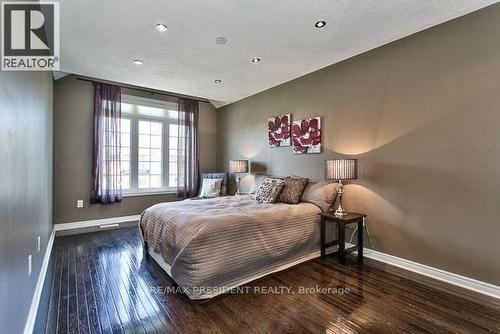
[90,83,122,204]
[176,98,199,198]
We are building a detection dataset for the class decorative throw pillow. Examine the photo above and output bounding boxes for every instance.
[199,178,223,198]
[249,174,271,194]
[254,178,285,204]
[200,172,228,195]
[278,176,309,204]
[300,181,338,212]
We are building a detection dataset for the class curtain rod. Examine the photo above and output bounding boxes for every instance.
[75,76,210,103]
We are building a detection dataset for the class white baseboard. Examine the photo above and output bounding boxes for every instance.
[24,229,55,334]
[346,244,500,300]
[54,214,141,231]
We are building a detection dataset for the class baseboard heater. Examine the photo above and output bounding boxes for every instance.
[99,223,120,229]
[54,215,141,236]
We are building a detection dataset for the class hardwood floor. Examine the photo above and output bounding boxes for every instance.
[44,227,500,334]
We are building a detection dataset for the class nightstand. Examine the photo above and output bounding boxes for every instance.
[320,212,366,264]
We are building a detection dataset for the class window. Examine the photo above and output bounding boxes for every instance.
[119,94,179,195]
[168,124,178,188]
[138,119,163,189]
[119,118,131,190]
[100,117,131,191]
[168,123,187,188]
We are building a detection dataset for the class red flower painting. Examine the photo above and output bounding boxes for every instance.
[291,117,321,154]
[268,114,291,147]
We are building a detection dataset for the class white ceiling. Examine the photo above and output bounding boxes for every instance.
[59,0,498,107]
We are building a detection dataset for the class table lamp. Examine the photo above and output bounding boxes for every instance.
[229,159,249,195]
[325,159,357,216]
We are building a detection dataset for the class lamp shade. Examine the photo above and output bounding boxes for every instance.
[325,159,357,180]
[229,159,249,173]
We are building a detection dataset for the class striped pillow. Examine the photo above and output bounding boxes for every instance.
[254,178,285,204]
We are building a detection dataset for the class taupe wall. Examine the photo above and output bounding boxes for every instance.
[53,76,217,224]
[0,72,53,333]
[219,4,500,285]
[199,100,218,173]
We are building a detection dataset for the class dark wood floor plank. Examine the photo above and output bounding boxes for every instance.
[94,252,148,334]
[98,231,161,334]
[285,261,441,333]
[57,246,69,334]
[47,228,500,334]
[142,261,225,334]
[307,260,464,333]
[105,233,178,333]
[314,257,500,333]
[45,244,63,334]
[79,241,115,334]
[107,228,178,333]
[67,246,84,334]
[89,242,138,334]
[75,245,99,334]
[120,233,221,334]
[267,275,368,333]
[86,242,124,334]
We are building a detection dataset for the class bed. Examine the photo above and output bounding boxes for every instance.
[139,194,322,299]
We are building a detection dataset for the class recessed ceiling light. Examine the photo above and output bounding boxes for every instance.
[215,37,227,45]
[315,20,327,28]
[133,59,143,65]
[214,79,222,83]
[155,24,168,32]
[251,57,261,63]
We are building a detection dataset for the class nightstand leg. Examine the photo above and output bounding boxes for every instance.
[320,216,325,257]
[338,222,345,264]
[357,220,364,263]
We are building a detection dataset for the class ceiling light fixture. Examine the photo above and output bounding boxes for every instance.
[155,24,168,32]
[251,57,261,63]
[133,59,144,65]
[315,20,327,28]
[214,79,222,83]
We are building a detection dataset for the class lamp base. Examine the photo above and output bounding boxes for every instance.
[235,176,241,196]
[334,206,347,217]
[334,180,346,217]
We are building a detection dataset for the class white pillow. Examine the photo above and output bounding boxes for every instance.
[199,178,223,198]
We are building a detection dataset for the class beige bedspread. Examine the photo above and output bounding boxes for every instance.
[139,195,321,299]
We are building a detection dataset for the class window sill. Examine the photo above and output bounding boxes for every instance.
[123,190,177,198]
